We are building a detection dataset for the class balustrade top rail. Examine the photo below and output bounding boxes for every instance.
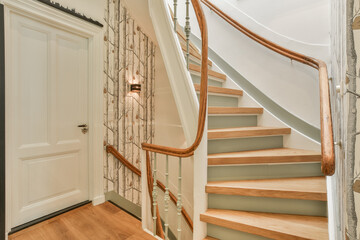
[106,145,194,231]
[200,0,335,176]
[141,0,208,158]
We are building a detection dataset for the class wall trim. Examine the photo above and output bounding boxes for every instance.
[35,0,103,27]
[8,201,90,235]
[105,191,141,220]
[3,0,104,237]
[190,33,321,142]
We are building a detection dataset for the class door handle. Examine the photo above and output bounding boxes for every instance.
[77,124,88,134]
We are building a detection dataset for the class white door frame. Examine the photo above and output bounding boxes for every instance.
[3,0,104,237]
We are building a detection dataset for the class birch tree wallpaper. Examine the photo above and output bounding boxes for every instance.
[103,0,156,206]
[347,0,360,238]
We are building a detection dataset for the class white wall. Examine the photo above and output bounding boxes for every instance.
[170,0,331,129]
[225,0,330,45]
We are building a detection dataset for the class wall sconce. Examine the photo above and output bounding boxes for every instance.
[130,84,141,93]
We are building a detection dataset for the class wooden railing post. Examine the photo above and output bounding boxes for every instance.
[107,145,193,235]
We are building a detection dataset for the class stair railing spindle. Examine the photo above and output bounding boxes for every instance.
[185,0,191,69]
[173,0,178,31]
[152,153,158,236]
[177,157,182,239]
[164,155,170,239]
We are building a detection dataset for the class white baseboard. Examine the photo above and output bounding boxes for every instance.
[92,195,105,206]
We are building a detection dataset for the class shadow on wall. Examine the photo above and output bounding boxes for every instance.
[103,0,156,207]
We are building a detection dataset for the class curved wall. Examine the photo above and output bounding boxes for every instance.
[225,0,330,45]
[170,0,331,129]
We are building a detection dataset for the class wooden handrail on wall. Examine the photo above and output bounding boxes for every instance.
[200,0,335,176]
[105,145,194,231]
[141,0,208,158]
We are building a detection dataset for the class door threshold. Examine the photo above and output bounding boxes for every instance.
[9,200,91,235]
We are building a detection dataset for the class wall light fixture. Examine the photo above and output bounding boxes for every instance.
[130,83,141,93]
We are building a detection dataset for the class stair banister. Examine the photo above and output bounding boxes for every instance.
[200,0,335,176]
[142,0,208,238]
[142,0,208,157]
[106,144,194,231]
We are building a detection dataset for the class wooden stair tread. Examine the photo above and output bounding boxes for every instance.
[175,25,200,57]
[194,84,243,96]
[189,64,226,81]
[208,148,321,165]
[206,177,327,201]
[208,126,291,140]
[181,42,213,66]
[170,8,213,66]
[208,107,263,115]
[200,209,328,240]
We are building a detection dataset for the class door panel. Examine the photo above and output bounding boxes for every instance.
[10,13,89,227]
[18,24,50,148]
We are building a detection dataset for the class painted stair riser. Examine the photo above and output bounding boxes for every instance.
[208,136,283,154]
[208,194,327,217]
[197,94,239,107]
[208,162,323,181]
[191,75,223,87]
[208,115,257,129]
[188,55,204,66]
[207,224,270,240]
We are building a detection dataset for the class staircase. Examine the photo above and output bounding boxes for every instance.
[177,31,329,240]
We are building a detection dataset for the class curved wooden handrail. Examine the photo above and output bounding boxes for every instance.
[142,0,208,158]
[200,0,335,176]
[106,145,194,231]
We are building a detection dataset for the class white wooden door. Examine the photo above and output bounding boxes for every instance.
[9,13,89,227]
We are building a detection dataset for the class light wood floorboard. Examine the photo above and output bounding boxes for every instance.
[9,202,156,240]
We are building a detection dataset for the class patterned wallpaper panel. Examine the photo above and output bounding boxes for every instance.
[346,0,360,238]
[103,0,155,206]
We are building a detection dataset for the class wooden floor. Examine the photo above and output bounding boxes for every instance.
[9,202,156,240]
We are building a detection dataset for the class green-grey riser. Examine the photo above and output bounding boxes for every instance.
[197,94,239,107]
[208,162,323,181]
[208,194,327,217]
[191,75,223,87]
[188,55,202,66]
[207,224,270,240]
[208,136,283,154]
[208,115,257,129]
